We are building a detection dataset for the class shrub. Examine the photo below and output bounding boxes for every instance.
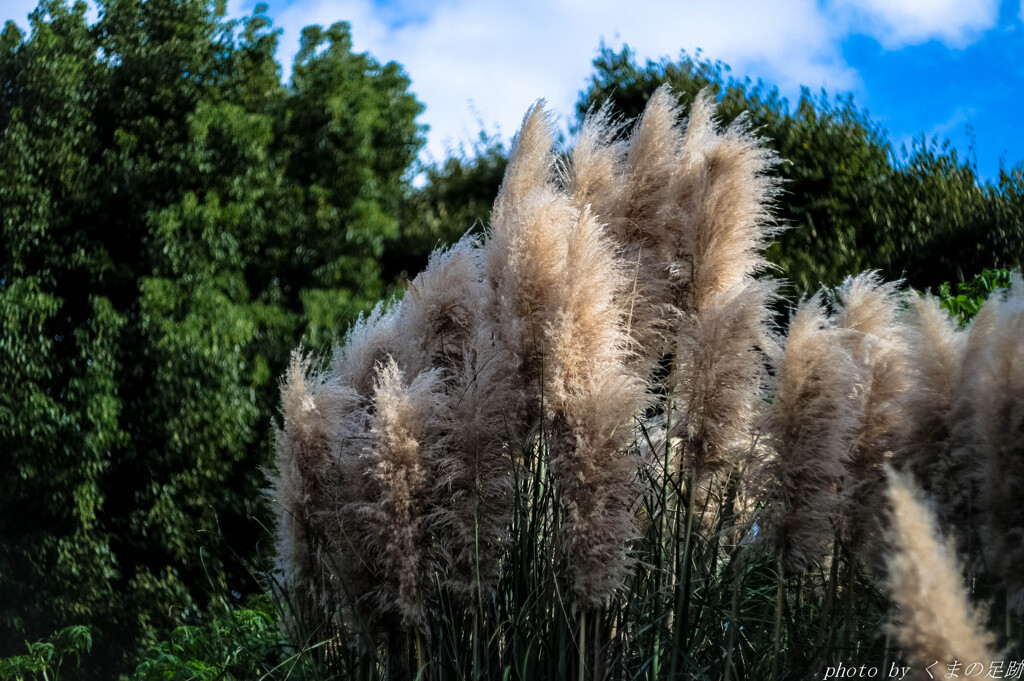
[938,267,1012,326]
[0,626,91,681]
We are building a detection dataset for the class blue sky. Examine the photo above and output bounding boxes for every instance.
[6,0,1024,180]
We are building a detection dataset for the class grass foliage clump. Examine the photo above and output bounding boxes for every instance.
[268,87,1024,680]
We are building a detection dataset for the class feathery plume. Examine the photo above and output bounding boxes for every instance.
[970,277,1024,610]
[762,295,863,573]
[332,301,400,399]
[485,102,568,428]
[564,87,683,367]
[387,233,516,607]
[610,86,683,363]
[884,470,995,675]
[491,101,558,230]
[269,350,363,620]
[920,288,1002,554]
[358,358,444,629]
[893,294,966,508]
[674,91,779,314]
[563,100,627,222]
[667,91,780,479]
[488,100,650,606]
[672,278,776,476]
[430,321,515,607]
[832,274,910,551]
[617,86,682,250]
[392,235,486,378]
[428,105,567,606]
[545,205,650,607]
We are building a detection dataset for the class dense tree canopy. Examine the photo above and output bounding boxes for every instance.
[0,0,422,674]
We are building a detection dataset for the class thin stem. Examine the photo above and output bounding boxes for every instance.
[723,555,741,681]
[579,610,587,681]
[416,629,424,677]
[770,562,784,681]
[472,611,480,681]
[668,465,697,679]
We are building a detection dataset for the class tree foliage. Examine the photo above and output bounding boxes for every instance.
[938,267,1012,326]
[0,625,91,681]
[389,134,508,286]
[0,0,422,675]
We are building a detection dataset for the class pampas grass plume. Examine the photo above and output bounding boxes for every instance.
[363,358,444,628]
[271,350,362,616]
[832,273,909,547]
[546,204,649,607]
[764,295,862,573]
[970,277,1024,610]
[884,470,995,674]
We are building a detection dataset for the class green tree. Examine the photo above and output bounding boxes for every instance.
[389,133,507,285]
[0,0,125,654]
[0,0,423,675]
[891,140,1024,287]
[937,267,1012,326]
[277,20,424,346]
[0,625,91,681]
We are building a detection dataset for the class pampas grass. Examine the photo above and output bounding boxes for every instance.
[360,359,443,629]
[266,87,1024,680]
[271,351,364,621]
[884,470,996,675]
[833,274,910,557]
[544,203,648,608]
[490,102,650,607]
[762,294,863,574]
[893,293,967,533]
[968,278,1024,611]
[429,321,515,609]
[669,93,779,478]
[392,236,486,378]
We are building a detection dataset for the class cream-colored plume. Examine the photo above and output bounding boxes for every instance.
[968,278,1024,610]
[487,100,651,607]
[884,470,995,676]
[359,358,444,629]
[270,350,364,620]
[832,273,910,552]
[763,295,863,574]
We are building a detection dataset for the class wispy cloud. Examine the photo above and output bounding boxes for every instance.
[830,0,1002,49]
[3,0,1011,169]
[225,0,1008,165]
[233,0,863,163]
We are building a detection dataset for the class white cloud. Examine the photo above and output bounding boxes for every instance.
[234,0,860,164]
[830,0,1001,48]
[5,0,1004,167]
